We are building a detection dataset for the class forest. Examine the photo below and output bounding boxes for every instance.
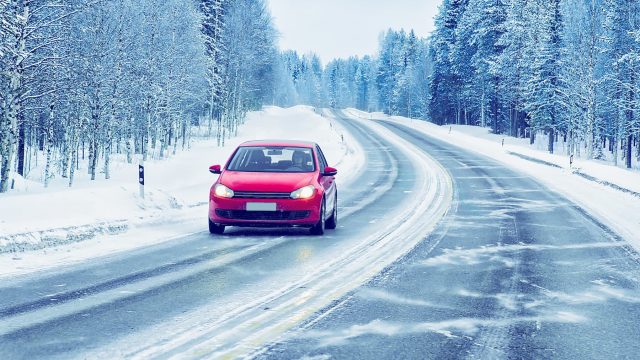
[428,0,639,167]
[1,0,639,193]
[0,0,277,192]
[273,0,640,169]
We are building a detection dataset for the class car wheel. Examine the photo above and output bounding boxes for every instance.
[310,199,326,235]
[325,194,337,230]
[208,218,225,234]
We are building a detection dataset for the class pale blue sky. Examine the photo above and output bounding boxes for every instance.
[267,0,443,64]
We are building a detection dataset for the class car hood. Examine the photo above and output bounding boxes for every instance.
[219,171,316,192]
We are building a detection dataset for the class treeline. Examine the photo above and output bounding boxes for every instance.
[277,0,639,169]
[430,0,639,166]
[0,0,278,192]
[275,29,431,119]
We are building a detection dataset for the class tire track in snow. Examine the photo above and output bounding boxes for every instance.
[106,110,452,359]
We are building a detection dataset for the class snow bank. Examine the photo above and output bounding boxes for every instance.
[346,109,640,252]
[0,106,361,256]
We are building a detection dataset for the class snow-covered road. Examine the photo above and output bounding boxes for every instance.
[1,109,639,359]
[0,109,451,359]
[259,114,640,359]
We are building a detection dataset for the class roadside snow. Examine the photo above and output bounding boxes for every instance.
[0,106,363,275]
[346,108,640,253]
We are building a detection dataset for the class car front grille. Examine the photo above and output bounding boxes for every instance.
[233,191,291,199]
[216,209,310,221]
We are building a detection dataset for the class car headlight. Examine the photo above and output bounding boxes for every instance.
[290,185,316,199]
[214,184,234,198]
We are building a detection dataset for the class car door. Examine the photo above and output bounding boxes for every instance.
[315,145,336,214]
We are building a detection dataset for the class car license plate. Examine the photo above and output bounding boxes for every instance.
[246,202,277,211]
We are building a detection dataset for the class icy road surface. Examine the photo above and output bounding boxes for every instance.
[1,110,639,359]
[0,109,451,358]
[258,112,640,359]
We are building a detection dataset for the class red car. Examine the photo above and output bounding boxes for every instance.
[208,140,338,235]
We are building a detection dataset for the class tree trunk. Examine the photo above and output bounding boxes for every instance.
[61,134,70,178]
[0,146,11,193]
[143,112,150,161]
[90,141,98,181]
[626,75,634,168]
[69,129,78,188]
[626,134,633,169]
[104,127,112,180]
[17,121,25,176]
[88,140,94,175]
[530,128,535,145]
[181,117,187,150]
[613,136,618,166]
[126,137,133,164]
[43,133,52,188]
[173,119,179,155]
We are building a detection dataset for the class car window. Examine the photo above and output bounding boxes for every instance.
[316,146,328,170]
[227,146,316,173]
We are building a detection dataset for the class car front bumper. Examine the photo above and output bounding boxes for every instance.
[209,195,322,227]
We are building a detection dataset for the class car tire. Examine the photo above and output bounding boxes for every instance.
[325,194,337,230]
[310,199,326,235]
[208,218,225,234]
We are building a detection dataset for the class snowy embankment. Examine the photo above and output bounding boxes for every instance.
[346,108,640,252]
[0,106,363,258]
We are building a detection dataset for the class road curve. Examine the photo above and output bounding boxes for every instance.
[257,114,640,359]
[0,110,451,359]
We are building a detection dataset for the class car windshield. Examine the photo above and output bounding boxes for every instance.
[227,146,316,173]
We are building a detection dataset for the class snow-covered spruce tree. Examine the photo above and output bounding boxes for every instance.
[278,51,325,108]
[519,0,565,154]
[355,56,375,112]
[454,0,507,133]
[391,30,423,118]
[559,0,606,159]
[377,30,405,115]
[296,54,324,108]
[271,53,298,107]
[496,0,530,138]
[363,56,381,113]
[325,57,361,109]
[324,60,351,109]
[373,29,423,118]
[429,0,467,125]
[450,2,477,126]
[601,0,639,168]
[389,30,408,116]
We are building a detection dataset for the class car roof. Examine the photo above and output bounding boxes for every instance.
[239,140,318,148]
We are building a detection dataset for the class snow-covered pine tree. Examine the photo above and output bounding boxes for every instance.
[377,30,402,115]
[355,57,373,111]
[497,0,529,138]
[429,0,467,125]
[559,0,606,159]
[520,0,564,154]
[601,0,639,168]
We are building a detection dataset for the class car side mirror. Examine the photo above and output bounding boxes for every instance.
[209,165,222,174]
[322,166,337,176]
